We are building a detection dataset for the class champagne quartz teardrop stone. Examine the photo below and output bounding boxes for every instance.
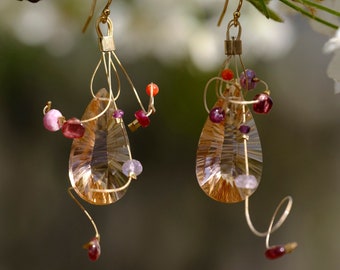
[69,88,132,205]
[196,86,263,203]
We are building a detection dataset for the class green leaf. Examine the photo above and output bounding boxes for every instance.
[246,0,284,22]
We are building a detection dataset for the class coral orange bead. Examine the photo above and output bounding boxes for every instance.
[221,69,234,80]
[146,83,159,96]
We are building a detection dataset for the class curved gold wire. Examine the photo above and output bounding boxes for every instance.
[217,0,229,27]
[68,187,100,240]
[245,195,294,249]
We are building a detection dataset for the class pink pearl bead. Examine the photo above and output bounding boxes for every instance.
[43,109,63,132]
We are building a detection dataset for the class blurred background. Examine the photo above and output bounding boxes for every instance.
[0,0,339,269]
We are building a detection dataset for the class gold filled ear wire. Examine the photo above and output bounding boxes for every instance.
[43,0,159,261]
[196,0,297,260]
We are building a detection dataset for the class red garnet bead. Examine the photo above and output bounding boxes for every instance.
[221,69,234,80]
[253,93,273,114]
[265,242,298,260]
[135,110,150,127]
[146,82,159,96]
[62,118,85,138]
[209,107,225,123]
[86,238,101,261]
[265,245,286,259]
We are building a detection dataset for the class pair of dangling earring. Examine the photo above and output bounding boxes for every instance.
[41,0,297,262]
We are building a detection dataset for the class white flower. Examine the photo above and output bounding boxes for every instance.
[324,29,340,94]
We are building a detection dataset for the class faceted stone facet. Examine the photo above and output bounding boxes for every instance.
[196,85,262,203]
[69,88,132,205]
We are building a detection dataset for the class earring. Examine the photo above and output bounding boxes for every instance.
[43,0,159,261]
[196,0,297,259]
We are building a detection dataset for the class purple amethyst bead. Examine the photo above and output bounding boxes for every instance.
[239,125,251,134]
[240,69,257,90]
[209,107,225,123]
[113,109,124,119]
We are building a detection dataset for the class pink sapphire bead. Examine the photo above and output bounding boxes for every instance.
[240,69,257,90]
[43,109,63,131]
[87,238,101,261]
[253,93,273,114]
[62,118,85,139]
[135,110,150,128]
[209,107,225,123]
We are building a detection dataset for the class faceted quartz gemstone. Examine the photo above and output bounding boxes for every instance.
[196,85,262,203]
[69,88,132,205]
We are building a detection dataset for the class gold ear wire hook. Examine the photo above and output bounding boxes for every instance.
[82,0,97,33]
[100,0,112,22]
[217,0,244,27]
[82,0,113,33]
[217,0,229,27]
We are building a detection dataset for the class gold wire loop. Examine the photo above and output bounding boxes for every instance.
[225,21,242,56]
[245,195,295,249]
[43,101,52,115]
[96,16,113,38]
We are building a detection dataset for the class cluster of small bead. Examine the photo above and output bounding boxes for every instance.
[43,83,159,139]
[209,68,273,124]
[43,105,85,139]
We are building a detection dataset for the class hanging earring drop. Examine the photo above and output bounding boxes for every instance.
[43,0,159,261]
[196,0,297,259]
